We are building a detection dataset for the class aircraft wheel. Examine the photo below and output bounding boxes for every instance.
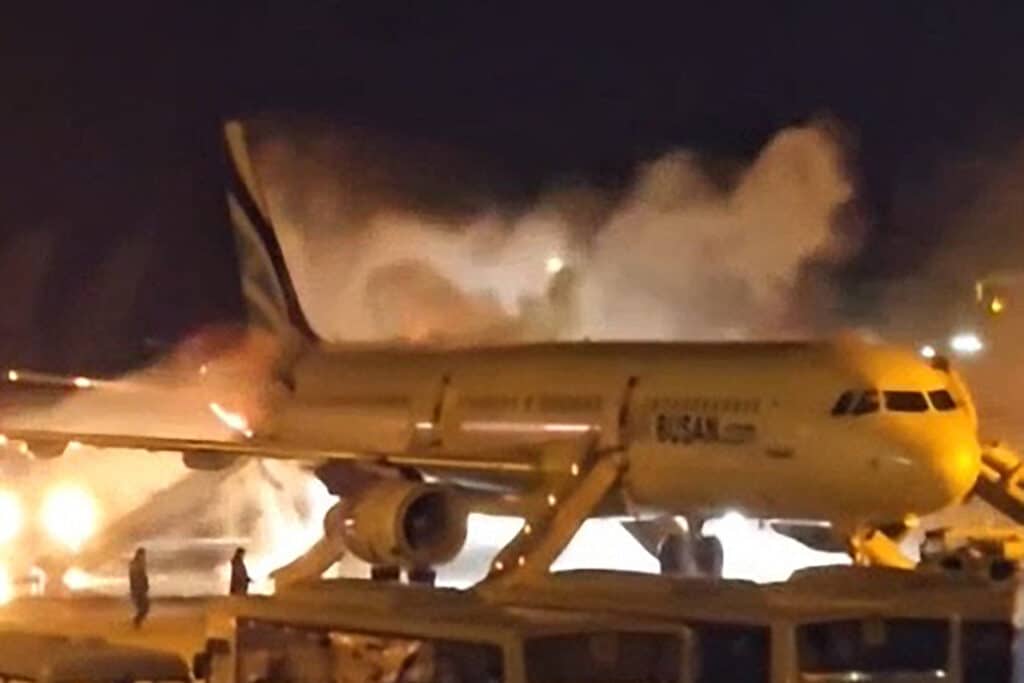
[407,567,437,585]
[694,536,724,577]
[371,565,401,582]
[657,533,685,575]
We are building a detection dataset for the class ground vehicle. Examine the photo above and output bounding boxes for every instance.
[0,631,190,683]
[191,579,695,683]
[0,580,695,683]
[477,567,1020,682]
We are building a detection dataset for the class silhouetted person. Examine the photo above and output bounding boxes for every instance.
[129,548,149,628]
[230,547,251,595]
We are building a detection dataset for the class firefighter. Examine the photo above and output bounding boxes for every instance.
[129,547,149,628]
[230,547,252,595]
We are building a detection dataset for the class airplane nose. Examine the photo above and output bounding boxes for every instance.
[919,431,981,504]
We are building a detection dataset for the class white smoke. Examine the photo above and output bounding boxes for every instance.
[257,118,857,343]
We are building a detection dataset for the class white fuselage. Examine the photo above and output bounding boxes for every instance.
[263,339,981,528]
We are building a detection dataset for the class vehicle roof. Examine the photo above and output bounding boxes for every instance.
[779,566,1018,619]
[223,578,686,641]
[477,569,1019,624]
[0,631,190,683]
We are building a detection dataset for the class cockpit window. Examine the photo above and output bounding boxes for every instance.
[851,389,880,415]
[928,390,957,411]
[884,391,929,412]
[831,391,855,416]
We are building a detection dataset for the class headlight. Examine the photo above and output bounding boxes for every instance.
[40,484,98,552]
[0,491,23,544]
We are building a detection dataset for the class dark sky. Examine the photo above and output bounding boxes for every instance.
[3,3,1024,372]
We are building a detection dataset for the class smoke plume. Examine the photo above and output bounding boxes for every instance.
[255,117,860,343]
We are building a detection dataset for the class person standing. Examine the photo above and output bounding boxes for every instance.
[129,548,149,628]
[229,547,251,595]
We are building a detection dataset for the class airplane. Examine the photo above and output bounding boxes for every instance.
[0,121,985,582]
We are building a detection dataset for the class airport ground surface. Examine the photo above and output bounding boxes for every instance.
[0,597,209,658]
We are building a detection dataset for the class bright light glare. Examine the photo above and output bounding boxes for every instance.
[209,402,254,438]
[702,511,848,583]
[6,370,18,382]
[71,376,94,389]
[990,296,1006,314]
[41,484,99,552]
[919,344,937,359]
[0,492,23,544]
[62,567,92,591]
[949,332,984,355]
[0,566,13,605]
[545,255,565,274]
[247,476,336,594]
[551,519,658,574]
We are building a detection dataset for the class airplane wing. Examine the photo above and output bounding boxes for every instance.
[0,427,539,474]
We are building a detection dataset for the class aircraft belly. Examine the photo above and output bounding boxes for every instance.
[623,441,790,516]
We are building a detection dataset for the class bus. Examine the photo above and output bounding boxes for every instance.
[477,566,1021,682]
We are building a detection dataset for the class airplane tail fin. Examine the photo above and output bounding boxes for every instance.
[224,120,319,343]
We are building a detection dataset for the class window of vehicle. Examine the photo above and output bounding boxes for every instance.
[962,620,1012,682]
[236,619,504,683]
[525,632,682,683]
[928,390,957,412]
[883,391,929,413]
[830,391,855,416]
[797,618,948,679]
[691,624,769,683]
[851,390,880,415]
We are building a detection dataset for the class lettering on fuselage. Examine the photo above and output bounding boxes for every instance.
[653,413,758,445]
[650,395,760,446]
[656,413,720,444]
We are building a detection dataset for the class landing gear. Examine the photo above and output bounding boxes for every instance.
[407,567,437,586]
[370,565,401,582]
[658,531,724,578]
[369,565,437,585]
[846,527,915,569]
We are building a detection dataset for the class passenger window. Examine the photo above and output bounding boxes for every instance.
[851,390,879,415]
[830,391,855,416]
[883,391,929,413]
[928,390,957,411]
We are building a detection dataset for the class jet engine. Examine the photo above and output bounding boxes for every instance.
[324,480,468,568]
[24,439,67,459]
[182,451,237,471]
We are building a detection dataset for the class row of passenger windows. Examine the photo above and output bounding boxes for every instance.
[831,389,957,416]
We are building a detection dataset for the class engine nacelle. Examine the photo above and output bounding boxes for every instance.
[325,480,467,568]
[182,451,236,471]
[25,439,67,459]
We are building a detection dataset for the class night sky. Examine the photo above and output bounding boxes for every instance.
[3,4,1024,373]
